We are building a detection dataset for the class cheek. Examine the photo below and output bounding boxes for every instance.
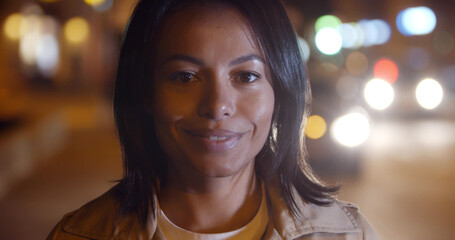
[242,87,275,139]
[150,89,190,151]
[151,86,195,124]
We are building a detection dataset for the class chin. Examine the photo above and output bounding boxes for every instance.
[190,155,256,178]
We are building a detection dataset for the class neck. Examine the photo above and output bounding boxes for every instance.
[159,162,261,233]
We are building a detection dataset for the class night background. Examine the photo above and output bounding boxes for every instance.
[1,0,454,239]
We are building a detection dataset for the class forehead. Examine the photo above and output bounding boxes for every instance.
[161,3,250,36]
[155,4,262,61]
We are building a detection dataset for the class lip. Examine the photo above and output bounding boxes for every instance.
[182,128,246,152]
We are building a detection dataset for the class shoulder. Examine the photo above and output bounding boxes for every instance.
[293,200,379,239]
[294,200,378,239]
[266,182,378,239]
[288,200,378,239]
[333,201,379,239]
[46,187,152,240]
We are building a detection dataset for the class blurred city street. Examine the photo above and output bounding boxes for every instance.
[1,0,455,239]
[0,91,123,240]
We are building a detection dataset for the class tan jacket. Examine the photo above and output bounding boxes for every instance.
[47,182,378,240]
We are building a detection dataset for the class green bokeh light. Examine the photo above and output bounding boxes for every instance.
[315,15,342,32]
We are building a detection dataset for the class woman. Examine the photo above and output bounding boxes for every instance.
[48,0,377,239]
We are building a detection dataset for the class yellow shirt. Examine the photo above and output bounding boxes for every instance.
[158,183,268,240]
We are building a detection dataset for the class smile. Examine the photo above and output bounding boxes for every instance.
[182,129,246,152]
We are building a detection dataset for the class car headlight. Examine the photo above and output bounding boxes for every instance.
[330,112,370,147]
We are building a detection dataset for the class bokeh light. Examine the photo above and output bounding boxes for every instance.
[315,28,342,55]
[373,58,399,84]
[433,31,454,55]
[297,36,310,62]
[364,78,395,110]
[370,19,392,45]
[18,14,44,66]
[397,6,437,36]
[340,19,390,49]
[305,115,327,139]
[416,78,443,110]
[93,0,114,12]
[16,14,60,76]
[20,32,39,65]
[36,34,59,77]
[406,47,430,70]
[84,0,105,7]
[358,20,379,47]
[331,112,370,147]
[315,15,341,32]
[3,13,24,41]
[339,23,362,49]
[21,3,43,15]
[64,17,90,45]
[346,51,368,76]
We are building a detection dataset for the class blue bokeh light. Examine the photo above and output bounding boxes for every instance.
[397,7,437,36]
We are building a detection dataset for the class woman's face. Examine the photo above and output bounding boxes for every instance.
[150,5,274,178]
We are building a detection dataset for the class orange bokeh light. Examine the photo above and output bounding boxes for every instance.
[373,58,399,84]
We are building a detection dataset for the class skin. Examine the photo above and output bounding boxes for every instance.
[149,4,275,233]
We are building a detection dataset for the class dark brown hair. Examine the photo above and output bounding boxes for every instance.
[113,0,337,225]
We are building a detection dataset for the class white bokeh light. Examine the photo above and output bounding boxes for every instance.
[371,19,392,44]
[331,112,370,147]
[416,78,443,110]
[36,34,59,77]
[397,7,436,36]
[364,78,395,110]
[297,37,310,62]
[339,23,360,49]
[315,27,342,55]
[358,20,378,47]
[20,31,39,65]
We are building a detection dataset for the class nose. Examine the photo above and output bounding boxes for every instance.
[198,80,235,120]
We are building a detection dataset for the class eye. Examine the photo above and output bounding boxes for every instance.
[237,72,261,83]
[170,72,197,83]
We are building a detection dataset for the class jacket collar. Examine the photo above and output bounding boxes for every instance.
[62,188,157,239]
[63,182,360,239]
[265,180,360,239]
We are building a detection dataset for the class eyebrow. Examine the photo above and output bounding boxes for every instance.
[161,53,265,66]
[162,54,204,66]
[229,54,265,66]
